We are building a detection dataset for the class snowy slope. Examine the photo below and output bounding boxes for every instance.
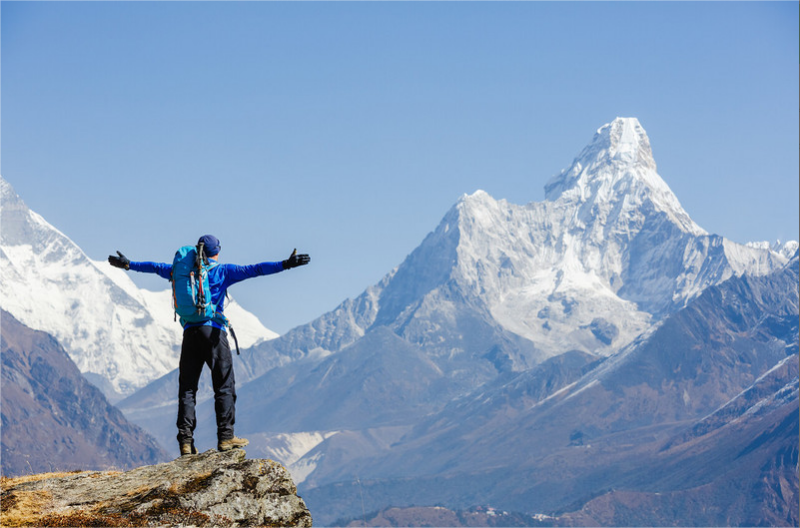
[381,117,792,360]
[0,176,277,400]
[227,118,795,392]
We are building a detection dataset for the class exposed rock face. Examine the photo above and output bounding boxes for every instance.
[1,309,169,477]
[0,449,312,527]
[301,257,799,526]
[342,506,544,527]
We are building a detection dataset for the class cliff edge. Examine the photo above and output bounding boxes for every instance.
[0,449,312,527]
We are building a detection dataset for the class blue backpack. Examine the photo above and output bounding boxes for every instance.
[171,242,219,325]
[170,241,241,354]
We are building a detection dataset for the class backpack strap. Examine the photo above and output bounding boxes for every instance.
[195,242,207,316]
[212,312,240,355]
[229,326,241,356]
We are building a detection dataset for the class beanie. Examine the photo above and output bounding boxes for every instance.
[198,235,221,257]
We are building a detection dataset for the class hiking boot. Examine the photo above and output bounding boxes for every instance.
[218,436,249,452]
[180,442,198,457]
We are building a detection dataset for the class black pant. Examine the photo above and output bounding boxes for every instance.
[177,325,236,445]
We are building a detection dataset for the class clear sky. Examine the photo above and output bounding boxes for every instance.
[2,1,798,334]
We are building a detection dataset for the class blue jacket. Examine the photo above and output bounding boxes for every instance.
[130,260,284,330]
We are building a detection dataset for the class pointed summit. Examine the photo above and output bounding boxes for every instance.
[545,118,705,236]
[0,176,55,249]
[0,176,24,213]
[596,116,656,170]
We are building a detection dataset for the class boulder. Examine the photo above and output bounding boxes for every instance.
[0,449,312,527]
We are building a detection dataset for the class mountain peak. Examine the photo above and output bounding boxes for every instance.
[545,118,705,236]
[0,175,28,222]
[545,117,657,201]
[595,117,656,170]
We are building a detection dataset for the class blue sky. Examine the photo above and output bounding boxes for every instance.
[2,1,798,334]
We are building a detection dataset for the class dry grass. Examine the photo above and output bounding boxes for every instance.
[1,474,65,527]
[0,487,53,527]
[0,471,120,527]
[18,511,141,527]
[0,470,233,527]
[0,470,86,488]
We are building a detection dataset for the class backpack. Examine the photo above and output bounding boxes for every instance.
[170,241,241,355]
[171,242,218,325]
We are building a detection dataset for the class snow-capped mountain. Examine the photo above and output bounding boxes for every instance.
[0,176,277,400]
[252,119,795,526]
[301,252,799,525]
[238,118,791,378]
[123,118,796,466]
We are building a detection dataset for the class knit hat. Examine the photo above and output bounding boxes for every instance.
[198,235,221,257]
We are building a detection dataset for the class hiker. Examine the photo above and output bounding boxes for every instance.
[108,235,310,456]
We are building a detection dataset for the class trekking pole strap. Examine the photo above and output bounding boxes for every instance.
[229,325,241,355]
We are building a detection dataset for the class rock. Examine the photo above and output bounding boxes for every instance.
[588,317,618,345]
[0,449,312,527]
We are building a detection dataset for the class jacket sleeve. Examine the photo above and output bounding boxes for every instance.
[129,261,173,281]
[219,261,285,288]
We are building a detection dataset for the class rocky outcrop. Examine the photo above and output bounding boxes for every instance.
[0,449,312,527]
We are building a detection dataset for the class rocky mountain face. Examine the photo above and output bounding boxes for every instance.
[341,506,548,527]
[1,310,168,477]
[311,254,799,526]
[0,449,312,527]
[0,176,277,400]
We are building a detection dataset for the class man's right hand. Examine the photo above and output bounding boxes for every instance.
[108,251,131,270]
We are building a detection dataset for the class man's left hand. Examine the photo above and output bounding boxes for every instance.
[282,248,310,269]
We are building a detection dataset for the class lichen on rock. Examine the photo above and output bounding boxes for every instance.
[0,449,312,527]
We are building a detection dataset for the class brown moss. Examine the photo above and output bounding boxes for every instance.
[144,507,215,527]
[22,506,220,527]
[33,511,143,527]
[0,489,53,527]
[0,470,88,488]
[0,489,18,512]
[171,470,215,495]
[2,474,65,527]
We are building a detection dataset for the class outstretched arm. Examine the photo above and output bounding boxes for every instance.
[108,251,172,281]
[130,261,173,280]
[219,249,311,288]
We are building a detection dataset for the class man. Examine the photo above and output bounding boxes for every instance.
[108,235,310,456]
